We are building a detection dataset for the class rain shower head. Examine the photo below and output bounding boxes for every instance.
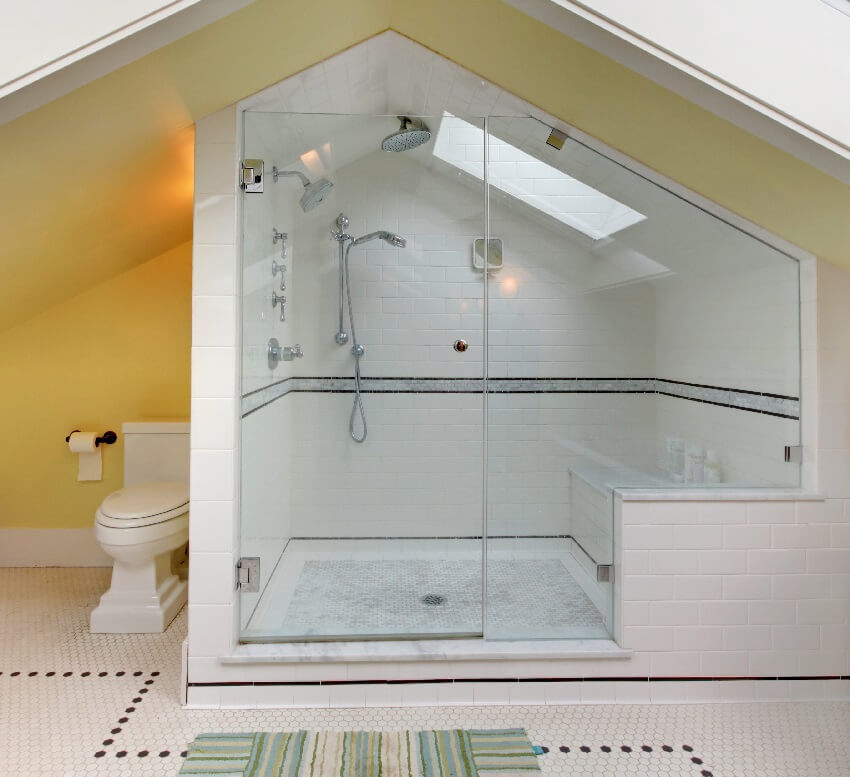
[272,167,334,212]
[352,230,407,248]
[381,117,431,152]
[299,177,334,211]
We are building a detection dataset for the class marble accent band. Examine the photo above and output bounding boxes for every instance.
[241,376,800,419]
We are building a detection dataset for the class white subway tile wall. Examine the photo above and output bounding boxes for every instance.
[621,498,850,675]
[186,31,850,697]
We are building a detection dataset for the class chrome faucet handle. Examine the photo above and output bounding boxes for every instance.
[271,291,286,321]
[267,340,303,367]
[272,260,287,291]
[283,344,303,360]
[272,228,287,245]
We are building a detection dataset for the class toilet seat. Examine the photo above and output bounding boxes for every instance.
[96,482,189,529]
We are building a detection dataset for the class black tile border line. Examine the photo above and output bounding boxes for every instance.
[91,670,162,761]
[550,743,715,777]
[241,376,800,420]
[188,675,850,688]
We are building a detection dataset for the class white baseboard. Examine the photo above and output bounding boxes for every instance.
[0,528,112,566]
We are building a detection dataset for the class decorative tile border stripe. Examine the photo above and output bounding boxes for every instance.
[655,379,799,419]
[241,377,799,419]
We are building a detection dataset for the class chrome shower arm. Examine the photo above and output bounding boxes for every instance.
[272,167,310,185]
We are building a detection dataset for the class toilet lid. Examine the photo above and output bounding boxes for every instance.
[100,482,189,520]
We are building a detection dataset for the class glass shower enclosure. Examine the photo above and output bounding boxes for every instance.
[237,110,800,643]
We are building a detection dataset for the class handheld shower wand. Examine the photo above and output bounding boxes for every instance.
[331,215,407,443]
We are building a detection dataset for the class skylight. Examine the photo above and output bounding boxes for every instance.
[432,114,646,240]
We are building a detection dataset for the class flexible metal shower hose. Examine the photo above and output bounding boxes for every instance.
[344,241,367,443]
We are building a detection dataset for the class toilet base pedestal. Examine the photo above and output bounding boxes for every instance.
[90,554,187,633]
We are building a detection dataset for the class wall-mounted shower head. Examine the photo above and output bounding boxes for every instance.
[381,117,431,152]
[272,167,334,212]
[352,230,407,248]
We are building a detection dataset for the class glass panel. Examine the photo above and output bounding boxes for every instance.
[485,116,800,640]
[238,113,486,641]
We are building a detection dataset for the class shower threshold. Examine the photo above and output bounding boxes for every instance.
[240,537,613,644]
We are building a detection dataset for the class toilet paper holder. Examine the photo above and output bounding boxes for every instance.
[65,430,117,446]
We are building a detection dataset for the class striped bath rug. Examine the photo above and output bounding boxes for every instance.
[177,728,541,777]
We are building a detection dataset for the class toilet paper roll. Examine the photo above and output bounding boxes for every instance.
[68,432,102,481]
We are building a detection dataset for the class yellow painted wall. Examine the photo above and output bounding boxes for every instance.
[3,0,850,339]
[0,241,191,529]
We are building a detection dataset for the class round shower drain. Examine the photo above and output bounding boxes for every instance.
[421,594,446,606]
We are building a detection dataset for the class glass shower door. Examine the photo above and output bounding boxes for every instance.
[238,112,486,641]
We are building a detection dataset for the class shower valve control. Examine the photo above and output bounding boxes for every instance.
[272,260,287,291]
[272,291,286,321]
[267,338,303,367]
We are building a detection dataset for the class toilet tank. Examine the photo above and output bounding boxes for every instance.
[122,420,190,486]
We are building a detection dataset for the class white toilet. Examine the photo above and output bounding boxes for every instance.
[90,421,190,633]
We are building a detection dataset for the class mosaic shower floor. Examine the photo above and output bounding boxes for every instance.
[243,539,609,640]
[2,568,850,777]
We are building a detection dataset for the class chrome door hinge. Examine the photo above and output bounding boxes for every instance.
[236,557,260,592]
[596,564,613,583]
[784,445,802,463]
[240,159,264,193]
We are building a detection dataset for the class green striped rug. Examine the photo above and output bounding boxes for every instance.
[178,729,540,777]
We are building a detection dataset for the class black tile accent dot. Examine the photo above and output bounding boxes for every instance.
[46,671,55,677]
[28,671,37,676]
[180,750,188,757]
[116,671,125,676]
[580,746,591,753]
[539,746,549,753]
[159,751,170,757]
[132,697,142,703]
[600,745,611,752]
[558,746,569,753]
[692,757,703,764]
[63,671,72,677]
[81,671,90,677]
[94,752,105,758]
[116,751,127,758]
[138,751,149,757]
[98,671,108,677]
[621,746,632,752]
[102,739,113,746]
[11,672,19,676]
[683,745,694,752]
[702,771,713,777]
[125,707,135,713]
[662,745,673,752]
[133,671,143,676]
[151,671,160,676]
[145,679,154,685]
[118,717,129,723]
[642,745,653,752]
[111,728,121,735]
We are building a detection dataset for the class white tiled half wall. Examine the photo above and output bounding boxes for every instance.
[186,31,847,706]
